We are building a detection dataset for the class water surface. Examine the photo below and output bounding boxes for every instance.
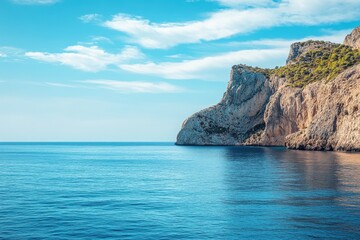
[1,143,360,239]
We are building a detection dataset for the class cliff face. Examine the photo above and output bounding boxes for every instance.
[176,27,360,151]
[176,67,273,145]
[284,66,360,151]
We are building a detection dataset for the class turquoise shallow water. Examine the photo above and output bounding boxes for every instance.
[1,143,360,239]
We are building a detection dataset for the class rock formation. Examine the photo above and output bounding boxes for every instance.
[286,41,337,65]
[284,66,360,151]
[344,26,360,50]
[176,67,273,145]
[176,27,360,151]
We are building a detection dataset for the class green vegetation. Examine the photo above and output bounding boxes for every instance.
[296,40,327,46]
[273,44,360,87]
[241,44,360,88]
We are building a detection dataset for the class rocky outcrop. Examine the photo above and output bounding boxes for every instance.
[176,27,360,151]
[286,41,337,65]
[176,66,273,145]
[344,26,360,50]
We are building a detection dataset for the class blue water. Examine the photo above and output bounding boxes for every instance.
[1,143,360,239]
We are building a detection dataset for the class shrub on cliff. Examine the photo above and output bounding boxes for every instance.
[272,45,360,87]
[237,43,360,88]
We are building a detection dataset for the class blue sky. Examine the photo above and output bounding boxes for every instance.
[1,0,360,141]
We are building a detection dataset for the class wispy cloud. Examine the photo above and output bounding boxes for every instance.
[91,36,112,44]
[45,82,79,88]
[84,80,183,93]
[79,14,102,23]
[120,48,288,80]
[212,0,275,8]
[43,80,183,93]
[11,0,59,4]
[77,36,113,46]
[0,46,25,62]
[25,45,143,72]
[166,54,189,59]
[0,46,24,57]
[102,0,360,49]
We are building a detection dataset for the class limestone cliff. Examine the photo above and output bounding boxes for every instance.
[284,66,360,151]
[176,66,273,145]
[176,27,360,151]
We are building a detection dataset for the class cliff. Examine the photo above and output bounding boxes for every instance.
[176,27,360,151]
[344,26,360,50]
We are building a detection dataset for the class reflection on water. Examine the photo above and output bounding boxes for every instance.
[223,147,360,238]
[224,146,360,194]
[266,148,340,190]
[0,143,359,239]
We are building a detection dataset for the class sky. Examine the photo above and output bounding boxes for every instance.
[1,0,360,142]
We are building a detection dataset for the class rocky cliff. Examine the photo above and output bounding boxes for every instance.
[344,26,360,50]
[176,27,360,151]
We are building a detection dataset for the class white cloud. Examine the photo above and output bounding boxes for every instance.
[0,53,6,58]
[103,9,277,49]
[120,48,288,80]
[25,45,143,72]
[11,0,58,4]
[84,80,183,93]
[103,0,360,49]
[79,14,101,23]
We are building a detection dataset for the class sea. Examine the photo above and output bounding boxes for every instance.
[0,142,360,239]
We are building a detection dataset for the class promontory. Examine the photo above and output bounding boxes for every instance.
[176,27,360,151]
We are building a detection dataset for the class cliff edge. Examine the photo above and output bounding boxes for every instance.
[344,26,360,50]
[176,27,360,151]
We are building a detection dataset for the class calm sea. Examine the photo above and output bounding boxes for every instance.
[0,143,360,239]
